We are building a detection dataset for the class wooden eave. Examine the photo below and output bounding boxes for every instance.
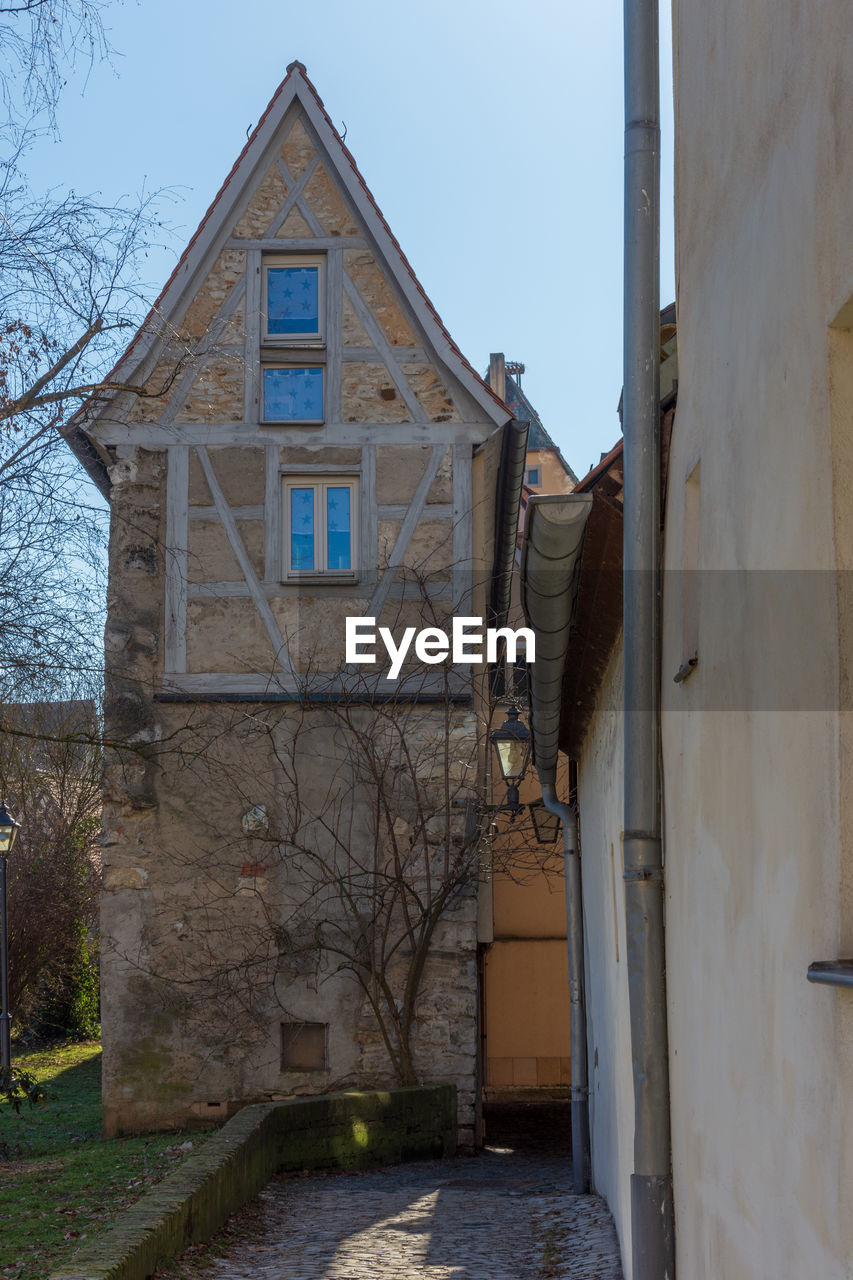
[555,349,676,758]
[556,488,623,759]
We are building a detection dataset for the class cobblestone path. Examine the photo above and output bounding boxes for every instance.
[160,1106,623,1280]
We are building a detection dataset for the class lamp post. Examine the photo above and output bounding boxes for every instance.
[489,705,533,816]
[0,801,21,1073]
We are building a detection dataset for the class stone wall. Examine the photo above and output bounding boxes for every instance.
[101,657,481,1144]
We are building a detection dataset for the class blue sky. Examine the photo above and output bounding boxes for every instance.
[26,0,675,479]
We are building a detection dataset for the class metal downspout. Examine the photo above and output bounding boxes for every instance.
[539,777,590,1196]
[623,0,675,1274]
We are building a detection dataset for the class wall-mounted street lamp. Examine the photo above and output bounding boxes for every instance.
[0,801,21,1073]
[489,706,562,843]
[458,707,556,844]
[489,705,532,814]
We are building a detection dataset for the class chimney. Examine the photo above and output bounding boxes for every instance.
[488,352,506,403]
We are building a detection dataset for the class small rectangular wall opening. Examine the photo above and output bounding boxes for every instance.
[281,1021,328,1071]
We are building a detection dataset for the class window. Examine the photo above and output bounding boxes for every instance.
[261,255,326,423]
[283,475,358,579]
[263,255,325,342]
[281,1021,328,1072]
[526,466,541,487]
[263,366,324,422]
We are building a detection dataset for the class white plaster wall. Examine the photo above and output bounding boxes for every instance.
[667,1,853,1273]
[577,643,634,1276]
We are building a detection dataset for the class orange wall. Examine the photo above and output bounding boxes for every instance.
[484,940,571,1087]
[484,747,571,1088]
[525,449,574,495]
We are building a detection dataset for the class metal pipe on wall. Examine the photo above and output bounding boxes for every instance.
[622,0,675,1273]
[539,779,590,1196]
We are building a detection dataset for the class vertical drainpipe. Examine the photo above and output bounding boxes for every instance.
[539,781,590,1195]
[623,0,676,1276]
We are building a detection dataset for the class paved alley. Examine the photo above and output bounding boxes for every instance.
[158,1104,623,1280]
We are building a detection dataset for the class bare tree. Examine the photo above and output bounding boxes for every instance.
[0,0,114,141]
[263,685,482,1087]
[0,698,101,1034]
[119,684,481,1088]
[103,640,552,1092]
[0,2,187,1039]
[0,165,174,701]
[0,3,194,701]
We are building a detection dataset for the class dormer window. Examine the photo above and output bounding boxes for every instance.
[263,255,325,343]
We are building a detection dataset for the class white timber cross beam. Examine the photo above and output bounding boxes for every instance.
[274,145,431,425]
[341,273,428,424]
[267,154,321,236]
[160,274,248,428]
[195,445,295,677]
[367,442,446,618]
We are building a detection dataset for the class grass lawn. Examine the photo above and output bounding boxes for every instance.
[0,1042,212,1280]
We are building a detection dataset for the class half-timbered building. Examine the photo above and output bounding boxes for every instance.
[67,63,525,1144]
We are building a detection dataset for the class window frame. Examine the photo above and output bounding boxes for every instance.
[526,466,542,487]
[262,254,326,345]
[282,473,359,582]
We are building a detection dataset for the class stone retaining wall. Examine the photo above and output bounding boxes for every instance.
[50,1085,456,1280]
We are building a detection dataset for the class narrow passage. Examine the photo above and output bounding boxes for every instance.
[158,1103,623,1280]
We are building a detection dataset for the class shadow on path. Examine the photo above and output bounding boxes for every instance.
[157,1100,622,1280]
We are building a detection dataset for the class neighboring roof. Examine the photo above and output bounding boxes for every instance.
[520,494,593,780]
[521,313,678,771]
[552,487,623,759]
[66,61,511,492]
[503,373,578,482]
[574,439,623,497]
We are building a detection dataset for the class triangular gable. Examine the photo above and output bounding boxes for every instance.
[75,62,509,450]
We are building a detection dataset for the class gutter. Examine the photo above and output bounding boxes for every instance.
[489,418,530,628]
[62,423,112,500]
[520,494,593,1195]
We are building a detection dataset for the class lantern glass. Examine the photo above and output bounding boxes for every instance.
[0,802,20,855]
[490,706,532,785]
[495,738,528,782]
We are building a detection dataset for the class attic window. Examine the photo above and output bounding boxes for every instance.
[263,366,324,423]
[526,466,542,487]
[263,255,325,343]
